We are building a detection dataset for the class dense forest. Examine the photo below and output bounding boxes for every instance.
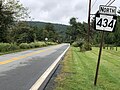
[27,21,68,43]
[0,0,68,44]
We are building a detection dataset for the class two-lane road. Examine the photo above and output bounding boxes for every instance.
[0,44,69,90]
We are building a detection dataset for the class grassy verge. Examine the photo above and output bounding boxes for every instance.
[55,47,120,90]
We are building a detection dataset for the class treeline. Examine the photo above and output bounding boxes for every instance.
[66,15,120,51]
[10,22,60,43]
[0,0,60,53]
[0,0,30,43]
[29,22,66,43]
[0,0,63,44]
[27,21,68,43]
[66,17,92,51]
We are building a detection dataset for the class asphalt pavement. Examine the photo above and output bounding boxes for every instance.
[0,44,69,90]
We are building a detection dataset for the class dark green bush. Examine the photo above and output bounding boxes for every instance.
[9,43,20,51]
[72,39,92,51]
[0,43,19,52]
[0,42,57,53]
[72,42,79,47]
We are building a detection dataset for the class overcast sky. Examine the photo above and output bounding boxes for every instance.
[19,0,120,25]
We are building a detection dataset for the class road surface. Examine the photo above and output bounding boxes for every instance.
[0,44,69,90]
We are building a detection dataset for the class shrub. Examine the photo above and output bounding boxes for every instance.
[29,42,35,48]
[9,43,20,51]
[72,42,79,47]
[83,42,92,51]
[0,41,57,53]
[39,42,47,47]
[0,43,10,52]
[72,39,92,51]
[0,43,19,52]
[19,43,30,49]
[46,42,57,45]
[72,39,84,48]
[33,42,45,47]
[33,42,40,48]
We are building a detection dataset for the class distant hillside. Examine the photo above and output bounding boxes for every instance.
[27,21,68,37]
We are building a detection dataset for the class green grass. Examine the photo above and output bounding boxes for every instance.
[55,47,120,90]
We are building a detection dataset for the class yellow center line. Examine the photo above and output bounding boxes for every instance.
[0,46,58,65]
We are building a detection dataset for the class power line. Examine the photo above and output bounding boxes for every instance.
[92,0,98,8]
[106,0,112,6]
[107,0,115,6]
[90,0,116,17]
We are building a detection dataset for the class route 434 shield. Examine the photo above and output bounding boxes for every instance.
[95,13,117,32]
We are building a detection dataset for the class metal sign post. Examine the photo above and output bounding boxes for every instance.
[94,31,104,85]
[94,5,117,86]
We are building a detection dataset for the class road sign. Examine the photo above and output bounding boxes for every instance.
[99,5,116,15]
[95,13,117,32]
[94,5,117,86]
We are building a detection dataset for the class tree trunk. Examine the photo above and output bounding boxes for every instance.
[116,46,117,51]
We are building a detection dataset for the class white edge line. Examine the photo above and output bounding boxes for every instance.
[30,44,70,90]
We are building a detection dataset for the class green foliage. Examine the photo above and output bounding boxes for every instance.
[42,23,58,42]
[0,0,28,43]
[19,42,46,49]
[72,42,79,47]
[10,22,36,43]
[72,39,92,51]
[27,21,68,42]
[19,43,30,49]
[46,42,57,45]
[72,39,84,47]
[19,42,56,49]
[29,42,36,48]
[34,26,43,41]
[69,17,77,26]
[9,43,20,51]
[83,42,92,51]
[0,43,19,52]
[67,17,93,51]
[1,0,28,20]
[0,41,57,53]
[34,42,46,47]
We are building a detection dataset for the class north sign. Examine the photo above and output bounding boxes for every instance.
[99,5,116,15]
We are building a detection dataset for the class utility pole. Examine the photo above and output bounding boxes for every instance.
[88,0,91,50]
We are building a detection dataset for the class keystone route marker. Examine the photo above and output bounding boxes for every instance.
[95,5,117,32]
[94,5,117,86]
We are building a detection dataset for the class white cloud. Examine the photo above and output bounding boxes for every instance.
[19,0,120,25]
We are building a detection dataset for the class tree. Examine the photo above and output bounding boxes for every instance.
[69,17,77,26]
[66,17,78,44]
[44,23,58,42]
[33,26,43,41]
[1,0,29,20]
[0,0,29,42]
[67,17,89,43]
[10,22,35,43]
[114,16,120,50]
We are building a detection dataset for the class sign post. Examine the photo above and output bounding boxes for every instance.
[94,5,117,86]
[94,31,104,85]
